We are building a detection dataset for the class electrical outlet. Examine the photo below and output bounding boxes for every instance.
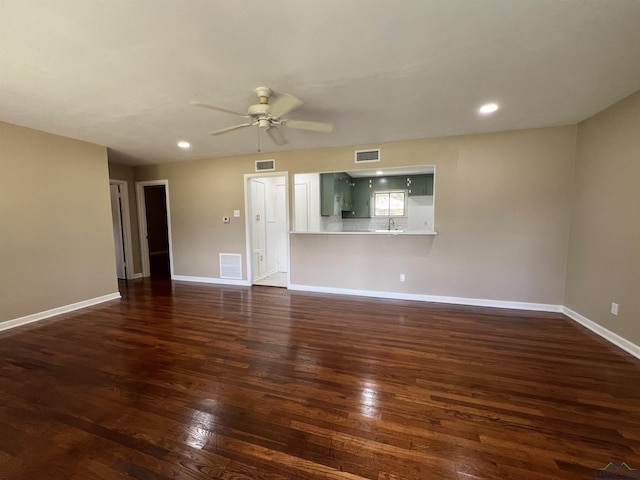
[400,274,405,282]
[234,210,241,217]
[611,302,619,315]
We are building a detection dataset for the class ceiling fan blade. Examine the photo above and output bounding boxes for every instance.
[209,123,254,136]
[191,101,249,117]
[268,94,303,118]
[266,126,287,146]
[283,119,333,133]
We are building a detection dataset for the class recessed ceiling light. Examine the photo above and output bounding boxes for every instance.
[177,141,191,149]
[479,103,499,115]
[376,170,384,175]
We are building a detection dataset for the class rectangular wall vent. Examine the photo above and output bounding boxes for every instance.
[220,253,242,280]
[255,159,275,172]
[355,149,381,163]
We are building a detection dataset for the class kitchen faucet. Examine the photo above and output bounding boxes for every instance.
[388,217,396,231]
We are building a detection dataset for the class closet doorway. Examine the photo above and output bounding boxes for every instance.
[136,180,174,279]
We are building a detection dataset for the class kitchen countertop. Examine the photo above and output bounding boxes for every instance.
[289,230,437,236]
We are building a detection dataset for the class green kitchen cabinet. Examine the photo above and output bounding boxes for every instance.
[389,176,407,190]
[331,173,434,217]
[320,173,335,216]
[406,174,434,196]
[369,175,407,191]
[335,173,353,212]
[343,177,371,218]
[321,172,353,216]
[368,177,384,192]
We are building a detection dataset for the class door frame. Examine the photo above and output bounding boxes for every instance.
[244,171,289,286]
[109,179,135,279]
[136,180,175,278]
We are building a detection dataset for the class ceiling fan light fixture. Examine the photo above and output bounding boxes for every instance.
[254,86,272,102]
[248,104,270,116]
[258,118,270,128]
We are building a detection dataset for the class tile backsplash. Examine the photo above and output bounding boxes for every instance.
[321,215,409,232]
[343,217,408,231]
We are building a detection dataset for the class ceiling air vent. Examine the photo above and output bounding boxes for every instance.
[355,149,381,163]
[255,159,275,172]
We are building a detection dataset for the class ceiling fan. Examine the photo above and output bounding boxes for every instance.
[190,87,333,146]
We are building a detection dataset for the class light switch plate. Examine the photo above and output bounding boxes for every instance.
[233,210,241,217]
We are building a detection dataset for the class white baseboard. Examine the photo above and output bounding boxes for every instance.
[172,274,251,287]
[289,285,640,360]
[0,292,121,333]
[562,307,640,360]
[288,284,563,312]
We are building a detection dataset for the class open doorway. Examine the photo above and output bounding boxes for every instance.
[136,180,174,279]
[245,173,289,287]
[109,179,134,280]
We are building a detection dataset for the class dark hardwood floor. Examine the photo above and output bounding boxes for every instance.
[1,279,639,479]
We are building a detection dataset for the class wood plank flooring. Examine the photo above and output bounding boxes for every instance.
[1,279,639,479]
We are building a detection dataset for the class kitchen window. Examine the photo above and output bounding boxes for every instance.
[374,191,406,216]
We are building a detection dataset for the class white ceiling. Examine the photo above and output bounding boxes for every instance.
[2,1,640,166]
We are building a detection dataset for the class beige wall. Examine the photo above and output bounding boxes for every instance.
[136,156,253,278]
[137,125,576,305]
[291,128,576,304]
[565,91,640,345]
[108,162,142,275]
[3,90,637,345]
[0,122,118,324]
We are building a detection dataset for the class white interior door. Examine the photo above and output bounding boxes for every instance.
[275,183,288,272]
[109,184,126,279]
[251,179,267,280]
